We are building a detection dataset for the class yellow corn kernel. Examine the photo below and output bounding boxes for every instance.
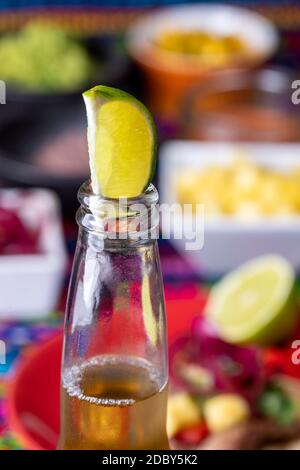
[167,393,201,438]
[203,393,250,434]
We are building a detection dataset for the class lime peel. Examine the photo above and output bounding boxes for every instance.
[83,85,157,199]
[206,255,298,345]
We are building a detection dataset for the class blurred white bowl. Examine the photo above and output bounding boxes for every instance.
[160,141,300,278]
[128,3,279,69]
[0,189,66,318]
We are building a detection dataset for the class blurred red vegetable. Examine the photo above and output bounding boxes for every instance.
[175,422,209,446]
[0,207,39,255]
[170,315,264,402]
[263,347,300,380]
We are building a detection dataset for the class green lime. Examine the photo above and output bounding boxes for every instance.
[83,85,156,198]
[206,256,298,345]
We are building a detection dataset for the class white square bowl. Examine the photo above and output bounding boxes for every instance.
[0,189,67,318]
[160,141,300,278]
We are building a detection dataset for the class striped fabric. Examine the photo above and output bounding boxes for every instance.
[0,3,299,32]
[0,1,298,8]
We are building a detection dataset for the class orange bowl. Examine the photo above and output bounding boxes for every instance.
[127,5,279,122]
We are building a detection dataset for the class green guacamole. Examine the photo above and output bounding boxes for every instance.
[0,22,95,92]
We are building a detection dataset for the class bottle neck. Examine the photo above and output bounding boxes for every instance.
[76,181,159,248]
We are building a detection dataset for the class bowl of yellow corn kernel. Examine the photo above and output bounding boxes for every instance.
[160,141,300,277]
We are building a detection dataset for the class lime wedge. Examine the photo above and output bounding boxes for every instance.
[83,85,156,198]
[206,256,298,345]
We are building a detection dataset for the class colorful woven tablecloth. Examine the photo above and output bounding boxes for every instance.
[0,315,62,449]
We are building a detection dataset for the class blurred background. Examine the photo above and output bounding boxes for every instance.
[1,0,300,451]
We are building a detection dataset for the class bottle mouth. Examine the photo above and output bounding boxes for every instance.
[77,180,159,239]
[78,180,159,207]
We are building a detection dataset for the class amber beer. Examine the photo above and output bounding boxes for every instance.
[60,179,169,450]
[60,355,169,450]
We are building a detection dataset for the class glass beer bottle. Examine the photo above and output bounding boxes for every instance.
[59,181,169,450]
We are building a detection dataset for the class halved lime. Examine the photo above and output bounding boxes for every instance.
[206,256,298,345]
[83,85,156,198]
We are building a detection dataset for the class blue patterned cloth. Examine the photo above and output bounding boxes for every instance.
[0,314,62,378]
[0,1,296,11]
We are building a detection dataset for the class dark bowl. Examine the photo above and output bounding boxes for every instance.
[0,102,88,216]
[0,34,132,216]
[5,34,130,105]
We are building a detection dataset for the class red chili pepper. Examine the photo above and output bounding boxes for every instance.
[263,349,287,378]
[175,422,209,446]
[263,347,300,380]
